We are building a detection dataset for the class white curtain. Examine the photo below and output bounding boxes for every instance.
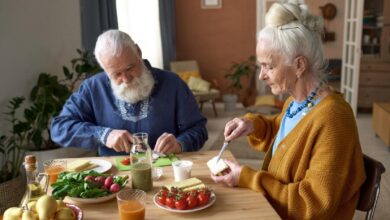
[116,0,163,69]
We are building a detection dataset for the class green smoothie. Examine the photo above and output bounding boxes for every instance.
[131,163,152,191]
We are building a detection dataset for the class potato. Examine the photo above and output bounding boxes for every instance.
[3,207,22,220]
[54,207,76,220]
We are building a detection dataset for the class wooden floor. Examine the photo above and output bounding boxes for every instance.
[202,102,389,220]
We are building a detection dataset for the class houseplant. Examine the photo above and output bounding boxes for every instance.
[0,49,101,212]
[223,55,257,111]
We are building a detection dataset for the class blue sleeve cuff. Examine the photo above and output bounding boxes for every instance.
[97,127,112,145]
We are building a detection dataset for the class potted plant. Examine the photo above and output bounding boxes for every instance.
[19,49,101,151]
[0,49,101,212]
[223,55,257,111]
[0,98,28,213]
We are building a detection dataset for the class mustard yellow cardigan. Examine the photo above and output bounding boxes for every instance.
[239,92,366,220]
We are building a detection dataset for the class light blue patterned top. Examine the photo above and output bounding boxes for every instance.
[272,98,322,156]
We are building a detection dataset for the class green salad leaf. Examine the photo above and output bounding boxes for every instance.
[51,170,128,200]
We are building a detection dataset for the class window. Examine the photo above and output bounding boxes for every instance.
[116,0,163,69]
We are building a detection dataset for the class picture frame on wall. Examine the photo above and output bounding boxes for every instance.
[201,0,222,9]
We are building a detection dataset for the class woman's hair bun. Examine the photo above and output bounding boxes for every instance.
[266,0,323,33]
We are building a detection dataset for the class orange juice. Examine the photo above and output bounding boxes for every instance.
[45,165,65,184]
[118,200,145,220]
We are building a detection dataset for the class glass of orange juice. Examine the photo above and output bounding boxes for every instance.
[117,188,146,220]
[43,159,67,184]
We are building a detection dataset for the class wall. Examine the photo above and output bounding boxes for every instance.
[306,0,345,59]
[0,0,81,133]
[175,0,257,98]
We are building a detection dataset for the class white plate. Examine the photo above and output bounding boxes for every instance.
[88,159,112,173]
[153,191,216,213]
[67,190,120,204]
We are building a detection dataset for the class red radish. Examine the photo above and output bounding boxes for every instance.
[94,176,105,185]
[104,176,113,188]
[110,183,121,193]
[84,175,94,182]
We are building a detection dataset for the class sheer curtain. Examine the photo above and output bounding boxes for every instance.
[116,0,163,69]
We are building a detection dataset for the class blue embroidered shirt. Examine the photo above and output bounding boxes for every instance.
[51,60,208,156]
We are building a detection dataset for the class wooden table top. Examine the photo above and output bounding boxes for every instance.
[60,150,280,220]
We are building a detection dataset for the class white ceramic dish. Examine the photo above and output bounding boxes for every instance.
[88,159,112,173]
[67,191,119,204]
[153,191,216,213]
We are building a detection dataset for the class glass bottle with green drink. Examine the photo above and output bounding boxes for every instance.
[130,132,153,191]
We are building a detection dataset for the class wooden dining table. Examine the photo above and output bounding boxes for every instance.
[60,150,280,220]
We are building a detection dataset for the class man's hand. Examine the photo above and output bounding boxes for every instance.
[224,117,254,142]
[154,132,182,154]
[106,129,133,153]
[210,160,242,187]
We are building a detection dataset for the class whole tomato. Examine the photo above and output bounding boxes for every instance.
[157,192,166,205]
[159,187,169,197]
[197,193,209,207]
[121,157,130,165]
[186,194,198,209]
[165,194,175,209]
[175,196,187,210]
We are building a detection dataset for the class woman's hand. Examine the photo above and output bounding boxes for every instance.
[210,160,242,187]
[224,117,254,141]
[106,129,133,153]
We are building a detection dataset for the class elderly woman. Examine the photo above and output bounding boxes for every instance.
[211,1,366,219]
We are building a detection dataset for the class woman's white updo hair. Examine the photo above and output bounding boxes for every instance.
[94,30,138,67]
[258,0,327,82]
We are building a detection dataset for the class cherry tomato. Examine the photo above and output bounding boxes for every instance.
[157,192,166,205]
[186,194,198,209]
[159,188,168,197]
[170,187,179,195]
[197,193,209,206]
[121,157,130,165]
[175,196,187,210]
[165,196,175,209]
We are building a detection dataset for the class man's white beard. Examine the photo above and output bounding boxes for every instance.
[111,66,155,104]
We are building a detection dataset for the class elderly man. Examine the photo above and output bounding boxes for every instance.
[51,30,208,156]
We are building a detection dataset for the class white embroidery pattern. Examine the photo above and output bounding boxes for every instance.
[115,98,150,122]
[97,127,111,144]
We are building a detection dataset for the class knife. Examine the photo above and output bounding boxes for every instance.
[215,140,229,164]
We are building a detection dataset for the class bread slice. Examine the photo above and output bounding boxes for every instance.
[164,177,205,191]
[182,183,206,192]
[207,156,229,176]
[68,160,97,172]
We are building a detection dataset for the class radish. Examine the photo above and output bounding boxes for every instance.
[110,183,120,193]
[104,176,113,188]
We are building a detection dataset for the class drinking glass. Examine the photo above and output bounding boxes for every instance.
[43,159,67,184]
[117,188,146,220]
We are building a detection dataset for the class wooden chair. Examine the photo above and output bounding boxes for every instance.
[356,154,386,220]
[170,60,220,117]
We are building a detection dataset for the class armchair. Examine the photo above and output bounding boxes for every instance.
[170,60,220,117]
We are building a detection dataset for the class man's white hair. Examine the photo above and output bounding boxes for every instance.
[94,30,138,68]
[257,0,328,83]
